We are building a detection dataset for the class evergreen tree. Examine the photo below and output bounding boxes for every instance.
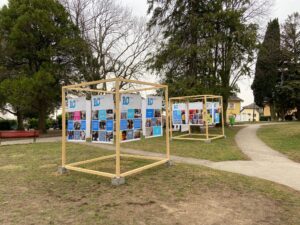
[277,13,300,120]
[0,0,87,132]
[147,0,258,121]
[251,19,281,120]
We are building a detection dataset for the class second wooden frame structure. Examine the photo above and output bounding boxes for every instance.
[60,78,170,184]
[169,95,225,142]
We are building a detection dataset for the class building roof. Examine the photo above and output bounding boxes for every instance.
[228,95,243,102]
[242,103,260,110]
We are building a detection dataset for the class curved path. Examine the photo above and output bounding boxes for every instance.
[209,124,300,191]
[2,124,300,191]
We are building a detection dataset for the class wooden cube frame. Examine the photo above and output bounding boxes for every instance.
[169,95,225,141]
[61,78,170,180]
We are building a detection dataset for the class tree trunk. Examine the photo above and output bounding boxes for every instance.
[38,106,47,133]
[16,110,24,130]
[270,102,276,121]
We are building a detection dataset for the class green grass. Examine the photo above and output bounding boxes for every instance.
[122,127,248,161]
[257,122,300,162]
[1,142,300,224]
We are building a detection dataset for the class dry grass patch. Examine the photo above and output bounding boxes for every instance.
[0,142,300,224]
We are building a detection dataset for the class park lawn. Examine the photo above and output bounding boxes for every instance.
[1,143,300,224]
[122,127,248,161]
[257,122,300,162]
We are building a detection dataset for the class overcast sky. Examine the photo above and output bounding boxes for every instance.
[1,0,299,106]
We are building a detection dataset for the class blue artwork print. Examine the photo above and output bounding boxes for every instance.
[93,97,100,106]
[126,130,134,140]
[92,120,99,131]
[133,119,141,129]
[67,120,74,130]
[98,110,106,120]
[120,119,128,130]
[74,131,80,140]
[99,131,106,142]
[127,109,134,119]
[153,126,162,136]
[173,110,182,124]
[214,112,220,124]
[146,109,154,118]
[80,120,86,130]
[106,120,114,131]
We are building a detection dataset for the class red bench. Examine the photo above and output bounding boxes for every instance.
[0,130,39,144]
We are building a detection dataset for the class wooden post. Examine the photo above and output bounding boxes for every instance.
[115,79,121,177]
[186,100,191,135]
[204,96,209,140]
[62,87,66,166]
[221,96,225,136]
[169,99,173,140]
[165,86,170,160]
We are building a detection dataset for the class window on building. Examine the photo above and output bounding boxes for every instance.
[228,103,235,110]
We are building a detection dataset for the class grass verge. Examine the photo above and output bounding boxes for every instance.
[257,122,300,162]
[1,142,300,224]
[122,127,248,161]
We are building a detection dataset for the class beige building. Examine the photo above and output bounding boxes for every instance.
[240,103,260,122]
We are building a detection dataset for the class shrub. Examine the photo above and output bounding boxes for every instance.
[0,119,17,130]
[260,116,271,121]
[28,118,39,129]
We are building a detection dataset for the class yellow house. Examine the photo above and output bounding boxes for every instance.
[226,96,243,122]
[240,103,260,122]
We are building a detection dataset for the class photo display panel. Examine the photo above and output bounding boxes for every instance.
[67,97,87,142]
[188,102,204,125]
[120,94,142,142]
[206,102,220,124]
[91,94,114,144]
[172,103,187,125]
[145,96,163,138]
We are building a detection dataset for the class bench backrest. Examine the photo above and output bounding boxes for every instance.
[0,130,39,138]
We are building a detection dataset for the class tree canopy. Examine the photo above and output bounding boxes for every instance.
[251,18,281,119]
[147,0,259,121]
[0,0,87,131]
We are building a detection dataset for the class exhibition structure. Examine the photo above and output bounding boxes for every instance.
[60,78,170,184]
[170,95,225,142]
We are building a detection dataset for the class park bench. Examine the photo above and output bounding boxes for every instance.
[0,130,39,144]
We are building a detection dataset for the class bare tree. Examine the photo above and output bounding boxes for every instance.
[61,0,156,89]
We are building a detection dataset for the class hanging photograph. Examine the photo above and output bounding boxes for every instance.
[144,96,163,138]
[66,97,87,142]
[172,103,187,125]
[120,93,142,142]
[91,94,114,144]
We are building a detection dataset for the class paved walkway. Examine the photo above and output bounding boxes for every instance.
[2,124,300,191]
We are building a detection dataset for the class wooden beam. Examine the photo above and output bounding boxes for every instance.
[119,86,162,93]
[65,165,116,178]
[120,159,168,177]
[120,154,165,161]
[67,154,116,166]
[63,78,118,89]
[115,80,121,177]
[117,78,167,88]
[66,87,114,94]
[61,88,66,166]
